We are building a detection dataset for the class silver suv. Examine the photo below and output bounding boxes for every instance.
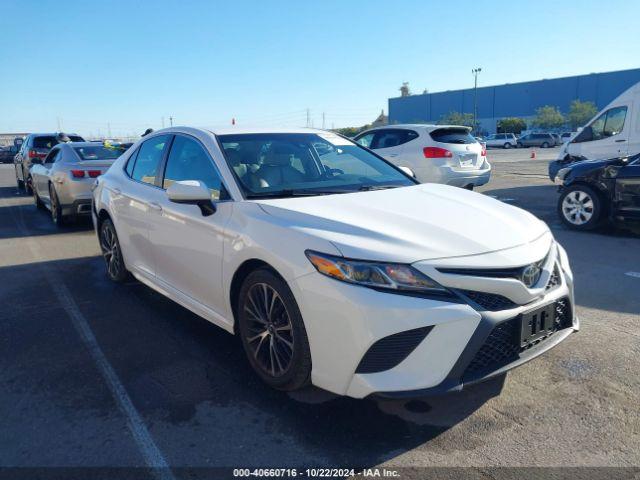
[14,132,84,193]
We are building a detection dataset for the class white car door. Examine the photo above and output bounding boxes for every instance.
[150,134,232,318]
[570,105,630,159]
[114,134,172,278]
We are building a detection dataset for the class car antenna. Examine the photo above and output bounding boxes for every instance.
[142,128,154,137]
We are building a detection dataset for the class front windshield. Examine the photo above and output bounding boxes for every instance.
[218,132,415,198]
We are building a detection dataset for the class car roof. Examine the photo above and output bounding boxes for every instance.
[358,124,472,133]
[28,132,82,137]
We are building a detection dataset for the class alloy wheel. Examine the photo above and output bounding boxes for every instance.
[243,283,295,377]
[100,223,123,279]
[562,190,594,225]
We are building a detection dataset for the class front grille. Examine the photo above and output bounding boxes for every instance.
[464,297,572,377]
[355,326,433,374]
[458,290,518,311]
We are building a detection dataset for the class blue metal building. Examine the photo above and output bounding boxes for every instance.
[388,68,640,134]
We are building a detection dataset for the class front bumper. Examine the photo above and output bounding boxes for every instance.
[290,240,576,399]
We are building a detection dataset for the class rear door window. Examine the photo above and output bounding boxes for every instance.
[430,128,476,144]
[371,129,418,149]
[33,136,58,149]
[131,135,171,186]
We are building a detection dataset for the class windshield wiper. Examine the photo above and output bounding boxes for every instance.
[245,189,348,199]
[358,184,403,191]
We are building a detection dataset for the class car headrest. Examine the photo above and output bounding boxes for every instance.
[264,143,296,166]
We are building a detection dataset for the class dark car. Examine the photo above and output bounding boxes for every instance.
[556,154,640,230]
[548,154,587,181]
[14,132,84,193]
[0,145,19,164]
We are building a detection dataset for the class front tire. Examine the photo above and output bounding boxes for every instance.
[541,142,549,148]
[99,219,129,282]
[558,184,604,230]
[25,175,33,195]
[503,142,511,149]
[237,268,311,391]
[15,168,24,190]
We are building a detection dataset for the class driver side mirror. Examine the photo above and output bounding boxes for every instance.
[398,166,416,178]
[573,126,593,143]
[166,180,216,216]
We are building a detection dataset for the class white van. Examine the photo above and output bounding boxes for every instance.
[557,81,640,161]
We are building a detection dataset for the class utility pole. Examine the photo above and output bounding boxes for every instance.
[107,122,112,138]
[306,109,310,128]
[56,117,62,131]
[472,67,482,135]
[169,116,174,127]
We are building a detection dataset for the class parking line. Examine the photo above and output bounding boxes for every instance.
[10,206,175,480]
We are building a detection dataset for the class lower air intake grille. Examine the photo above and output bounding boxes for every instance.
[545,263,562,291]
[458,290,518,311]
[355,326,433,374]
[464,297,572,377]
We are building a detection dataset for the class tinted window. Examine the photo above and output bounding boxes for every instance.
[44,148,60,164]
[73,145,125,160]
[163,136,224,200]
[430,128,475,144]
[355,132,375,148]
[33,135,84,149]
[131,135,170,185]
[125,148,138,177]
[370,129,418,149]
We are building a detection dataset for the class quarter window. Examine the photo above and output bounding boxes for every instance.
[131,135,171,185]
[162,136,224,200]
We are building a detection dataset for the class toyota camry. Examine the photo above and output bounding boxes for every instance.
[91,127,577,398]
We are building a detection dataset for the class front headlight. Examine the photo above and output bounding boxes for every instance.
[305,250,448,294]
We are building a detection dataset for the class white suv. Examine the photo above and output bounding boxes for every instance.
[354,125,491,189]
[485,133,518,149]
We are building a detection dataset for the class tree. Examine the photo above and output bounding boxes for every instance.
[333,124,371,138]
[497,117,527,134]
[532,105,565,130]
[439,111,476,128]
[567,100,597,130]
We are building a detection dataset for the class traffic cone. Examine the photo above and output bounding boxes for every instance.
[530,149,536,159]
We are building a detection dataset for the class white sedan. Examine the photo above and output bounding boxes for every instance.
[92,126,577,398]
[354,124,491,189]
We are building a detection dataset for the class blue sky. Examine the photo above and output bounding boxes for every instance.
[1,0,639,137]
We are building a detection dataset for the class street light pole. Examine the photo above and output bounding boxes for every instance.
[472,67,482,135]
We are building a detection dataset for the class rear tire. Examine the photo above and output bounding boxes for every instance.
[99,219,129,282]
[503,143,511,149]
[541,142,549,148]
[49,184,65,226]
[33,184,45,209]
[237,268,311,391]
[558,184,604,230]
[15,169,24,190]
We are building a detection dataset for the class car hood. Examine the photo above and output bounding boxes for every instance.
[255,184,549,264]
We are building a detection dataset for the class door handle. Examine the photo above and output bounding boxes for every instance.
[147,202,163,212]
[615,139,627,143]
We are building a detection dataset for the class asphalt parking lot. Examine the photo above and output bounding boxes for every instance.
[0,156,639,477]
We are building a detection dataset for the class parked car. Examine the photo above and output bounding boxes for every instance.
[553,81,640,180]
[353,125,491,189]
[0,145,19,164]
[551,133,562,146]
[555,153,640,230]
[485,133,518,149]
[92,126,576,398]
[14,132,85,193]
[517,133,557,148]
[30,142,124,225]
